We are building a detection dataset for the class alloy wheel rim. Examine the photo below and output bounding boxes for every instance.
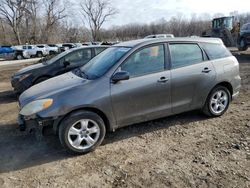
[210,90,228,114]
[67,119,100,150]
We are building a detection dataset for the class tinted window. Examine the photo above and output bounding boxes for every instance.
[65,49,92,64]
[201,43,231,60]
[37,45,44,48]
[121,45,165,77]
[81,47,131,79]
[169,44,203,68]
[95,47,107,55]
[28,46,32,49]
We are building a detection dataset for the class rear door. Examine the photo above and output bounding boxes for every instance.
[111,44,171,126]
[169,43,216,113]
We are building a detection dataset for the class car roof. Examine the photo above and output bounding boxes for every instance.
[114,37,223,48]
[69,45,109,51]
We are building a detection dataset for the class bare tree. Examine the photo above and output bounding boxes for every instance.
[23,0,39,43]
[80,0,117,41]
[0,0,29,44]
[42,0,66,43]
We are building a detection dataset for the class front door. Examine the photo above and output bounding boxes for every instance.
[111,44,171,127]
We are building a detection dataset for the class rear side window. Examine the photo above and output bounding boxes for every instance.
[169,43,203,69]
[201,43,231,60]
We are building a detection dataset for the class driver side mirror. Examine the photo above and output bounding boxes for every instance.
[112,71,130,83]
[63,61,70,67]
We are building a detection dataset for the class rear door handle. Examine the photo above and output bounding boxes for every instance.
[157,77,169,83]
[202,67,212,73]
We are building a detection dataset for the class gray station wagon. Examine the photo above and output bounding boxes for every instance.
[18,38,241,154]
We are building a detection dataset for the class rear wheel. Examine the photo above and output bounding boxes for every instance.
[37,52,43,57]
[202,86,231,117]
[16,54,23,60]
[238,38,248,51]
[59,111,106,154]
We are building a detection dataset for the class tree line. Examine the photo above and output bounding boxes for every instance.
[0,0,250,45]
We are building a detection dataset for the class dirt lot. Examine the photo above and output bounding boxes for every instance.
[0,50,249,188]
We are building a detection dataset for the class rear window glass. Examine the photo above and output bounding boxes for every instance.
[201,43,232,60]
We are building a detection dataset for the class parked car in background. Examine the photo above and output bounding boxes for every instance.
[36,44,59,55]
[238,22,250,51]
[0,45,15,54]
[14,45,49,59]
[36,44,50,55]
[47,44,60,54]
[0,45,16,60]
[11,46,108,93]
[144,34,175,39]
[60,43,76,52]
[17,38,241,154]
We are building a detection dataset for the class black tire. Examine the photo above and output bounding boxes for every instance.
[34,77,49,85]
[49,51,56,55]
[202,86,231,117]
[16,54,23,60]
[238,38,248,51]
[59,111,106,154]
[37,52,43,57]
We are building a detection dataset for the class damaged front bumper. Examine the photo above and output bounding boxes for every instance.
[17,114,54,139]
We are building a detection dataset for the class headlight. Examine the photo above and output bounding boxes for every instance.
[18,73,31,81]
[20,99,53,116]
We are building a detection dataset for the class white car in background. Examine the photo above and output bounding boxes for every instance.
[14,45,48,59]
[37,44,59,55]
[144,34,175,39]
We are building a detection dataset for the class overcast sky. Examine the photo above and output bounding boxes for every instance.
[71,0,249,28]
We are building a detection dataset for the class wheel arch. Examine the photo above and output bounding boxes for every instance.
[53,107,111,135]
[204,81,233,104]
[33,75,52,84]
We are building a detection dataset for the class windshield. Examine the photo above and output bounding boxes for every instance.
[43,48,74,65]
[80,47,131,79]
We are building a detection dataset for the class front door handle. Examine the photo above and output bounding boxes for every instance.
[157,77,169,83]
[202,67,212,73]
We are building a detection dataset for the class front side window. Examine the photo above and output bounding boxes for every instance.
[121,45,165,77]
[169,43,203,69]
[65,49,92,64]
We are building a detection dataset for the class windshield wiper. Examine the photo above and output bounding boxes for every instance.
[72,68,88,79]
[81,70,89,79]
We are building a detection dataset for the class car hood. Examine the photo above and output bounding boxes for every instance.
[15,63,46,76]
[19,72,85,107]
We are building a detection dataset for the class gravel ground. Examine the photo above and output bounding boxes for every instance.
[0,50,249,188]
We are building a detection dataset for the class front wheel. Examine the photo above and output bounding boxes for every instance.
[59,111,106,154]
[202,86,231,117]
